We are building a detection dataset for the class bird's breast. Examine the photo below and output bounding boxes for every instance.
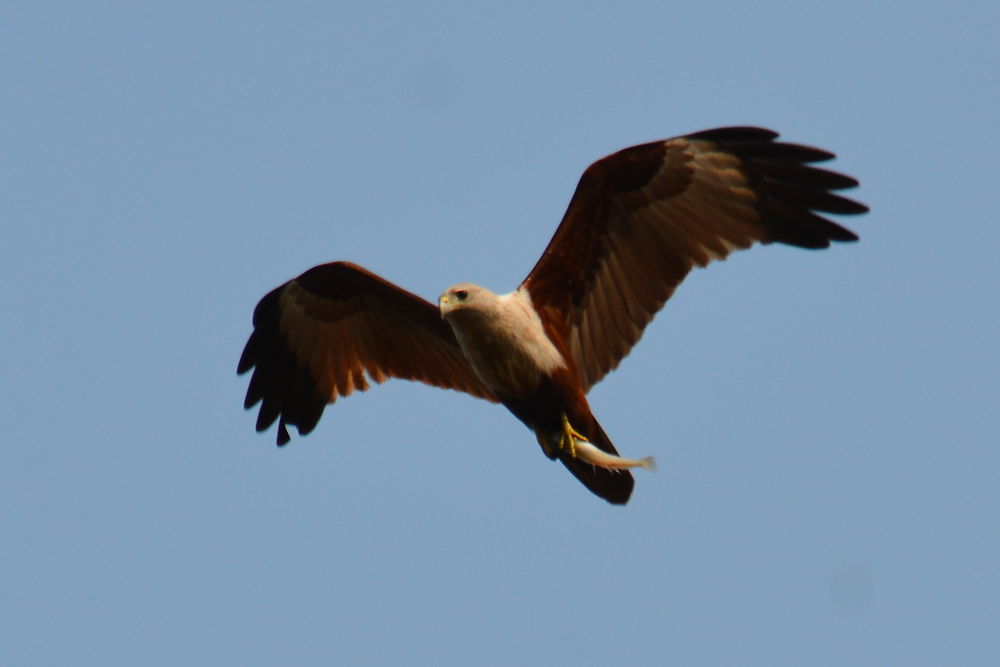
[446,291,566,399]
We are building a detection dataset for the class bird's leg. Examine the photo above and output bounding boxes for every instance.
[558,412,588,459]
[533,414,587,459]
[533,414,589,460]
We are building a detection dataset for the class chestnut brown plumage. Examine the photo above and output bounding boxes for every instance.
[238,126,867,504]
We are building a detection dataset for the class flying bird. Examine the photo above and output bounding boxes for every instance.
[238,126,867,504]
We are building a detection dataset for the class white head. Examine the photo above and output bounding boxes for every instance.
[438,283,495,319]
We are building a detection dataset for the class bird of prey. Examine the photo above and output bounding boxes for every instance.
[238,126,867,505]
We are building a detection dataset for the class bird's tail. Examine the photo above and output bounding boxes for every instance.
[558,419,635,505]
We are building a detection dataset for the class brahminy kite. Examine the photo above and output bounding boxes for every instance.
[238,126,867,504]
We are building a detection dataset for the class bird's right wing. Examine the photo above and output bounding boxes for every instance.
[238,261,497,445]
[521,127,868,392]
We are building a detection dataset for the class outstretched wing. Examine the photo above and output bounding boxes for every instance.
[522,126,868,391]
[238,261,496,445]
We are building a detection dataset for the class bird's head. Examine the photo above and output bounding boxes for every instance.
[439,283,489,319]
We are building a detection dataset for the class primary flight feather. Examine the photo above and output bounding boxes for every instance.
[238,126,867,504]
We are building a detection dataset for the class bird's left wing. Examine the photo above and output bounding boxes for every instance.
[238,261,496,445]
[521,126,868,391]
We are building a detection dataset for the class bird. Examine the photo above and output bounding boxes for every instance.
[237,126,867,505]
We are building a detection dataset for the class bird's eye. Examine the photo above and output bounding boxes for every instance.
[455,289,468,301]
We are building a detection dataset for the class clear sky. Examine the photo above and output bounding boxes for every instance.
[2,1,998,665]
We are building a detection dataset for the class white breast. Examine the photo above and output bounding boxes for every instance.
[447,288,566,397]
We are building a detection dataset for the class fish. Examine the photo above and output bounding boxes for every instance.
[571,438,656,472]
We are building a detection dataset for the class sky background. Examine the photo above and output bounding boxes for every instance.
[2,1,998,665]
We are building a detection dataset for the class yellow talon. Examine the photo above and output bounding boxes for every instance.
[533,414,589,460]
[559,413,588,459]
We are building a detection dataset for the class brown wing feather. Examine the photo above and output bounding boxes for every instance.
[238,261,496,445]
[522,126,868,391]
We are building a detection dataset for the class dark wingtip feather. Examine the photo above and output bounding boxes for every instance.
[239,278,331,446]
[687,126,780,143]
[237,336,256,375]
[695,126,868,248]
[755,162,861,191]
[277,419,291,446]
[765,182,869,215]
[244,372,264,409]
[256,396,281,433]
[749,141,836,164]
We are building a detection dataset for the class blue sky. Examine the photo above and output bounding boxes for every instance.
[2,1,998,665]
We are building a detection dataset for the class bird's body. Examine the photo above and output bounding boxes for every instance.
[439,284,645,501]
[238,126,868,504]
[440,286,564,400]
